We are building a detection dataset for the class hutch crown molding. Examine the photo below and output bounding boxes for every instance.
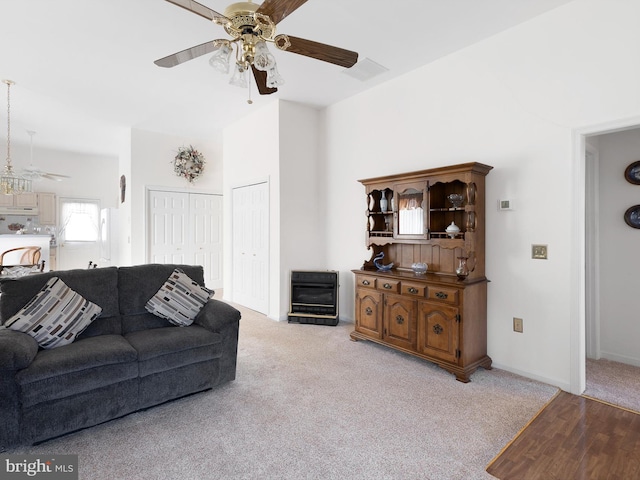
[351,162,493,382]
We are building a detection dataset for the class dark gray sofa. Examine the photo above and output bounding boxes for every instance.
[0,264,241,450]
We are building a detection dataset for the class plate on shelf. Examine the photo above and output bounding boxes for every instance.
[624,205,640,228]
[624,161,640,185]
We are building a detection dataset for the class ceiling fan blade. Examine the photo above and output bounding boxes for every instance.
[43,172,71,179]
[164,0,227,22]
[22,171,42,181]
[154,40,219,68]
[255,0,308,25]
[41,174,66,182]
[281,36,358,68]
[251,66,278,95]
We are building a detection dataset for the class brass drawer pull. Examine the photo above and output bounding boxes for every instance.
[408,287,418,294]
[433,324,443,335]
[362,279,370,286]
[383,283,392,289]
[396,315,404,325]
[435,291,448,300]
[365,307,373,316]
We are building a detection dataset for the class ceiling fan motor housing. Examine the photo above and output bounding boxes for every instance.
[224,2,275,39]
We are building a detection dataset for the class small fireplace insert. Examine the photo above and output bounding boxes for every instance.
[288,270,339,326]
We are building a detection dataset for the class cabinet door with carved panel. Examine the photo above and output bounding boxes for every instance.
[417,302,459,364]
[383,293,416,350]
[355,288,383,339]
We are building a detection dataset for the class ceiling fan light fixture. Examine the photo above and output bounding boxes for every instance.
[157,0,359,98]
[266,65,285,88]
[229,62,248,88]
[208,42,232,74]
[253,41,276,71]
[1,80,32,195]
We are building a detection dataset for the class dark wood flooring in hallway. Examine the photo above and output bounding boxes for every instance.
[486,391,640,479]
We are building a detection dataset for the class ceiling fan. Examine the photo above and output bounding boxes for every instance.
[21,131,71,182]
[155,0,359,96]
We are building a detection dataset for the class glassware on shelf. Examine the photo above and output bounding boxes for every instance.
[379,193,388,212]
[445,221,460,238]
[411,262,428,275]
[447,193,464,208]
[456,257,470,280]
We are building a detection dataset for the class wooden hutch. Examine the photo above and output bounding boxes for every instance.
[351,162,493,382]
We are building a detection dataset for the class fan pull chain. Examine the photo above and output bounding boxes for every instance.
[247,75,253,105]
[5,80,13,165]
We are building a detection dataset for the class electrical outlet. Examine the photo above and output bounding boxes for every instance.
[532,244,548,260]
[513,317,523,333]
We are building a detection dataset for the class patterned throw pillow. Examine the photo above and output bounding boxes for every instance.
[145,269,213,326]
[5,277,103,349]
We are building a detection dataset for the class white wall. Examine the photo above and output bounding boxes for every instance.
[223,101,280,317]
[278,101,324,319]
[596,128,640,366]
[223,100,323,319]
[10,143,118,206]
[117,129,132,266]
[129,128,223,265]
[318,0,640,390]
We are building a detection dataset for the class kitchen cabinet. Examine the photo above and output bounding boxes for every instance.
[37,193,56,225]
[0,193,38,209]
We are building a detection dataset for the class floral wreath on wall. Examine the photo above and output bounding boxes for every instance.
[173,145,206,183]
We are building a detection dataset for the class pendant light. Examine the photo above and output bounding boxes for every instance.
[1,79,32,195]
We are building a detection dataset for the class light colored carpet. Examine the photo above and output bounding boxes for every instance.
[584,358,640,413]
[6,304,558,479]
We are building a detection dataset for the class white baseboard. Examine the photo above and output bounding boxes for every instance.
[491,362,570,392]
[599,351,640,367]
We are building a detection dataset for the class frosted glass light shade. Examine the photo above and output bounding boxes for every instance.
[253,41,276,71]
[209,44,232,74]
[229,63,248,88]
[266,65,285,88]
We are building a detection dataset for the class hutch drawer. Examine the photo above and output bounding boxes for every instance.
[426,286,459,305]
[357,275,377,289]
[401,282,426,297]
[377,279,400,293]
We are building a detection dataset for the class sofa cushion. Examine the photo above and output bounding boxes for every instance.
[15,335,138,407]
[0,267,121,337]
[125,325,221,377]
[118,264,207,334]
[5,277,102,349]
[145,269,213,326]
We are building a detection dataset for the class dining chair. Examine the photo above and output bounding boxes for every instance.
[0,246,44,272]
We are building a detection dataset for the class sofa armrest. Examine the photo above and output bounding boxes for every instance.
[0,328,38,371]
[195,299,241,333]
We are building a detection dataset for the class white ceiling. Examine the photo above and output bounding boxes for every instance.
[0,0,574,157]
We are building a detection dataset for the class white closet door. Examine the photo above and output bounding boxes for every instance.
[232,182,269,314]
[148,190,190,264]
[190,193,223,289]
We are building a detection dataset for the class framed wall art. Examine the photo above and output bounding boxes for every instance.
[624,160,640,185]
[624,205,640,229]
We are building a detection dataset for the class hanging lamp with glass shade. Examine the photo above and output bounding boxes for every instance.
[1,79,32,195]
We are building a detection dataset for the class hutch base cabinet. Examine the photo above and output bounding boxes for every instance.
[351,162,493,382]
[351,270,491,382]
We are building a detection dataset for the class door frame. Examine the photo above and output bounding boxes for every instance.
[571,115,640,395]
[584,144,600,360]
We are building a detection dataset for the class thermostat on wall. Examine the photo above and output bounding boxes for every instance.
[498,199,514,211]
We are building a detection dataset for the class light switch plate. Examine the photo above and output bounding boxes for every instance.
[532,244,548,260]
[513,317,523,333]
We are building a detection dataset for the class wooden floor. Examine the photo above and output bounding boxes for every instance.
[486,391,640,480]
